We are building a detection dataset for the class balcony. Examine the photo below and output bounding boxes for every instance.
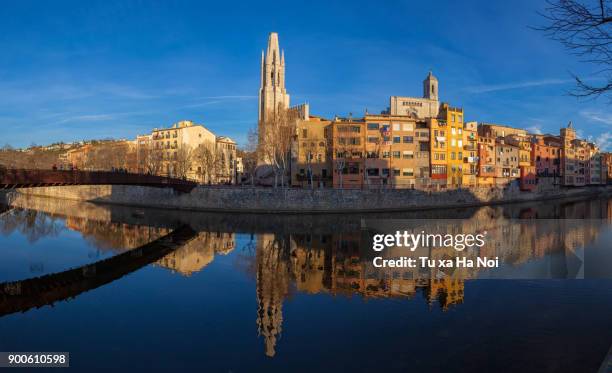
[463,144,476,151]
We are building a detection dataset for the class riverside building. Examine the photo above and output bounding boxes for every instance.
[291,116,333,188]
[264,33,605,192]
[462,121,478,187]
[362,113,430,189]
[137,120,237,183]
[439,103,465,188]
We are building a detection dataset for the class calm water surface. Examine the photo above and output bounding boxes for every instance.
[1,195,612,372]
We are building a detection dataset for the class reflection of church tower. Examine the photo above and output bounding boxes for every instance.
[258,32,290,124]
[256,234,290,357]
[423,71,438,101]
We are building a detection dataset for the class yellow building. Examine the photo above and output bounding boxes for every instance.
[291,116,333,188]
[462,121,478,187]
[439,104,464,188]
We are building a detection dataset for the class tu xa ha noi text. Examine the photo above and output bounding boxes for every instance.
[371,230,499,269]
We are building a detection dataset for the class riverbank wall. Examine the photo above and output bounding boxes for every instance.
[2,183,612,213]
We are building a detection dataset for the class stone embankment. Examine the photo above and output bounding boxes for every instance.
[1,183,611,213]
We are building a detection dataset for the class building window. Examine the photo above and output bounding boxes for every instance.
[367,123,379,130]
[403,136,413,143]
[393,168,400,176]
[402,168,414,177]
[393,123,400,131]
[393,136,401,143]
[432,165,447,175]
[366,168,379,176]
[402,123,413,131]
[368,136,378,144]
[392,151,400,158]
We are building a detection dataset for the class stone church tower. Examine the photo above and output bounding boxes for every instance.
[258,32,290,124]
[423,71,438,101]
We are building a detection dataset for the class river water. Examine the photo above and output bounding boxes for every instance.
[0,195,611,372]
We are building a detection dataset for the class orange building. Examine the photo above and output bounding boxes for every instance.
[477,135,496,186]
[520,165,537,191]
[462,121,478,187]
[363,114,431,189]
[604,153,612,184]
[429,118,448,188]
[531,134,562,179]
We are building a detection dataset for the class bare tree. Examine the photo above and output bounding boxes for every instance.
[259,108,298,187]
[193,141,220,183]
[241,127,260,186]
[141,145,164,175]
[174,147,193,179]
[536,0,612,98]
[334,145,350,189]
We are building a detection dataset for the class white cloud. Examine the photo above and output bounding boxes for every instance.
[464,78,572,94]
[55,114,116,124]
[594,132,612,151]
[526,125,543,134]
[580,110,612,126]
[182,95,257,108]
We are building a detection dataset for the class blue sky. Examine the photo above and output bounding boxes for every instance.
[0,0,610,149]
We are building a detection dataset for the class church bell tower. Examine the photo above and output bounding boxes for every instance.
[258,32,290,124]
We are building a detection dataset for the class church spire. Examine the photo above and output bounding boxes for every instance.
[258,32,290,123]
[265,32,281,65]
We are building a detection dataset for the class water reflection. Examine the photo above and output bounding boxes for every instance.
[157,231,235,276]
[0,194,612,361]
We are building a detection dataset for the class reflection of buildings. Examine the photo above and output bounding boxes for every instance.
[253,209,610,357]
[65,217,170,251]
[157,232,235,276]
[65,216,236,277]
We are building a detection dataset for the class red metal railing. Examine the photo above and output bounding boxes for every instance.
[0,169,197,193]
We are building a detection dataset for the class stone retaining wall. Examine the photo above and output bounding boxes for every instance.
[2,184,611,213]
